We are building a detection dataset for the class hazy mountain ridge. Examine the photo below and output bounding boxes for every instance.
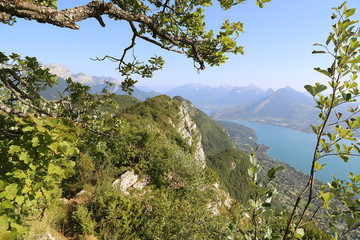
[43,63,319,133]
[44,63,160,101]
[165,83,272,109]
[212,86,318,133]
[45,63,121,86]
[164,83,318,133]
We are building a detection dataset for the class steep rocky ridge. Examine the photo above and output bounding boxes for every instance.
[173,96,253,203]
[173,96,234,156]
[175,104,205,165]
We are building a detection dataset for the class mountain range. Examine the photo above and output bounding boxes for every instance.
[44,63,320,132]
[211,86,318,132]
[165,83,276,109]
[45,63,158,101]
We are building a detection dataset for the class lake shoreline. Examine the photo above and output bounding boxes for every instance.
[220,119,360,184]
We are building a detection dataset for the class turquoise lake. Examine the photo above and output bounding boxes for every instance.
[232,121,360,183]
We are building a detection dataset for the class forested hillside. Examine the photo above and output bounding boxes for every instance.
[0,74,257,239]
[2,0,360,239]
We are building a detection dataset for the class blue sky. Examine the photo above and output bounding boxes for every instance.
[0,0,359,91]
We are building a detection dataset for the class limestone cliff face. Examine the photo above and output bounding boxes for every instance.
[175,104,206,167]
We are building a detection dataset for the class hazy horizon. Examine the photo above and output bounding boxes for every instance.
[2,0,358,92]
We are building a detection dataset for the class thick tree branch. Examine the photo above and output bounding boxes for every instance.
[0,98,27,117]
[0,0,206,69]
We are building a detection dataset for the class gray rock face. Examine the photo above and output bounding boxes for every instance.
[133,176,151,190]
[206,183,234,215]
[40,233,55,240]
[224,193,233,208]
[112,171,139,192]
[207,202,220,215]
[176,105,205,167]
[112,171,150,195]
[29,233,55,240]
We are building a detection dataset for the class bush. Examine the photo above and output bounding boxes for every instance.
[72,205,96,236]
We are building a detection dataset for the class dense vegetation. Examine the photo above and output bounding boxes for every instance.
[2,0,360,239]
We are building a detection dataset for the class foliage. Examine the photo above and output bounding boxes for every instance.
[99,95,141,114]
[240,147,285,240]
[217,120,261,152]
[0,0,271,92]
[0,114,80,237]
[207,148,252,203]
[281,3,360,239]
[93,190,144,240]
[5,0,360,239]
[240,2,360,240]
[139,188,229,240]
[72,205,96,236]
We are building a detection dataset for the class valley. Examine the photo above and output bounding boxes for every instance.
[2,62,358,239]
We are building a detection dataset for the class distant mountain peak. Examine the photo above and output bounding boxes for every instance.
[45,63,121,86]
[246,83,261,89]
[45,63,72,79]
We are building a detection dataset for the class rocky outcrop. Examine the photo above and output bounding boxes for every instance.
[30,233,55,240]
[207,183,234,215]
[176,105,206,167]
[112,171,150,195]
[112,171,139,193]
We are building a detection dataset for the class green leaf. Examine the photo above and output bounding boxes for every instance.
[315,161,326,171]
[314,67,331,77]
[32,136,40,147]
[15,195,24,206]
[345,8,356,18]
[335,142,340,153]
[19,151,31,163]
[314,84,327,94]
[0,214,9,232]
[304,85,315,96]
[9,221,27,233]
[267,167,276,179]
[310,125,319,134]
[22,126,35,132]
[326,33,335,45]
[58,141,71,154]
[8,145,21,154]
[48,142,59,153]
[12,170,26,179]
[341,92,352,101]
[5,183,18,200]
[48,164,65,176]
[339,154,349,162]
[1,200,13,209]
[354,175,360,183]
[294,228,304,239]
